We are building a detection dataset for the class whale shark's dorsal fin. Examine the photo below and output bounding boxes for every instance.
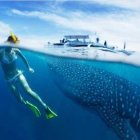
[97,106,137,140]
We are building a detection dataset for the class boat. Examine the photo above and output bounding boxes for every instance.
[53,35,90,47]
[53,35,117,52]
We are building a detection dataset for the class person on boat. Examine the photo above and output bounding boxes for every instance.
[104,40,107,47]
[0,33,57,119]
[96,37,99,43]
[124,42,126,50]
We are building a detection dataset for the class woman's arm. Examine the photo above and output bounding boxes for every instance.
[14,48,34,72]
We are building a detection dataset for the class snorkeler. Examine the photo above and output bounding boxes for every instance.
[0,33,57,119]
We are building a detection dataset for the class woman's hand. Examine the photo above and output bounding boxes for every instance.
[29,67,34,73]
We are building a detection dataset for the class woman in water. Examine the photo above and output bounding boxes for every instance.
[0,34,57,119]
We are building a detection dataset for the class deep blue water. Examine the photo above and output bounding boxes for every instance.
[0,49,140,140]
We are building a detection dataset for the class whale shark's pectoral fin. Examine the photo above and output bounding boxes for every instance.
[97,106,137,140]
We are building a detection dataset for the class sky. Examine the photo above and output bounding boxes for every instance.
[0,0,140,50]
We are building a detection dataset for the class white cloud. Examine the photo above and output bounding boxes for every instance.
[0,21,13,40]
[89,0,140,10]
[11,8,140,50]
[20,36,45,48]
[66,0,140,10]
[19,35,59,49]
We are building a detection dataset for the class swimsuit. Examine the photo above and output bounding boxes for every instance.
[1,49,22,83]
[1,49,17,64]
[7,70,23,83]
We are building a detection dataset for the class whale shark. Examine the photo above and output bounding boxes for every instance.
[46,55,140,140]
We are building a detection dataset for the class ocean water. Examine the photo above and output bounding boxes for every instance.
[0,45,140,140]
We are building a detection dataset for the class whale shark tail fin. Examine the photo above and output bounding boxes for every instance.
[97,106,137,140]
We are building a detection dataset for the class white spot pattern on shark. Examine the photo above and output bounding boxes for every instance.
[46,56,140,140]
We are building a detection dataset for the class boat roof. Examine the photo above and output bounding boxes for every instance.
[64,35,89,39]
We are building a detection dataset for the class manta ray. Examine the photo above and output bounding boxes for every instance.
[46,55,140,140]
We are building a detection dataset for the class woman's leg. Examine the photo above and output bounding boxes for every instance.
[8,81,41,117]
[18,74,47,108]
[8,82,26,104]
[18,74,57,119]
